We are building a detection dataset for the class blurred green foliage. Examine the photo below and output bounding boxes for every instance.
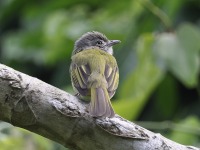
[0,0,200,149]
[169,116,200,146]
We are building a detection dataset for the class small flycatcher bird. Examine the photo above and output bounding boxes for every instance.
[70,31,120,118]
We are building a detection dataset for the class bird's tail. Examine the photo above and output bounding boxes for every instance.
[89,87,115,118]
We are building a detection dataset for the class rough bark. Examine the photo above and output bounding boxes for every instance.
[0,63,199,150]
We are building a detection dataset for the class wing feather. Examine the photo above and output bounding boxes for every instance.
[70,63,90,96]
[105,65,119,98]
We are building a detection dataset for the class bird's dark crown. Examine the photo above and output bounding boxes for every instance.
[73,31,109,54]
[80,31,108,42]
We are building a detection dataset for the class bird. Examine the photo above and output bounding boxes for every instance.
[70,31,120,118]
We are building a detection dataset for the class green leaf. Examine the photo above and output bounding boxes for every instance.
[177,23,200,53]
[169,116,200,145]
[154,24,200,88]
[113,34,164,120]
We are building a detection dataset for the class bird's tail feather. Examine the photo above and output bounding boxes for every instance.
[89,87,115,118]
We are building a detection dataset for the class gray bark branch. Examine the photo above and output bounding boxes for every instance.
[0,64,199,150]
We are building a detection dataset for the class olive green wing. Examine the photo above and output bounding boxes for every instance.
[70,63,91,96]
[104,65,119,98]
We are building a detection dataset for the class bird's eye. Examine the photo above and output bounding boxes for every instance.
[96,40,103,45]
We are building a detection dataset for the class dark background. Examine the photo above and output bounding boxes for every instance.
[0,0,200,149]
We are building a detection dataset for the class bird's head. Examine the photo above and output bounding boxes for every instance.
[73,31,120,55]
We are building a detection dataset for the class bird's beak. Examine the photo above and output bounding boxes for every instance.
[106,40,121,47]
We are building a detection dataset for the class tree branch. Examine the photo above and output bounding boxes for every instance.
[0,64,199,150]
